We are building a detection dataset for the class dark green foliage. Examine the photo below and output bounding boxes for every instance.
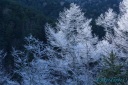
[95,52,128,85]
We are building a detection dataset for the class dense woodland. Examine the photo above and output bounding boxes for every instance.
[0,0,128,85]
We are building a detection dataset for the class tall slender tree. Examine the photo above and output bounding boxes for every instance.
[45,3,97,84]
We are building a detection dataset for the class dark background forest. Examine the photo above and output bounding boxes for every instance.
[0,0,121,51]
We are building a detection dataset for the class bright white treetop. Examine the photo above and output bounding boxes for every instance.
[117,0,128,32]
[96,8,117,30]
[96,0,128,57]
[62,4,92,44]
[46,3,97,60]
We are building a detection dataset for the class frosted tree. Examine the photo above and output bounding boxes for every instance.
[116,0,128,53]
[96,8,117,42]
[96,0,128,57]
[46,3,98,62]
[95,9,117,56]
[12,35,52,85]
[13,35,71,85]
[96,8,117,30]
[45,3,97,85]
